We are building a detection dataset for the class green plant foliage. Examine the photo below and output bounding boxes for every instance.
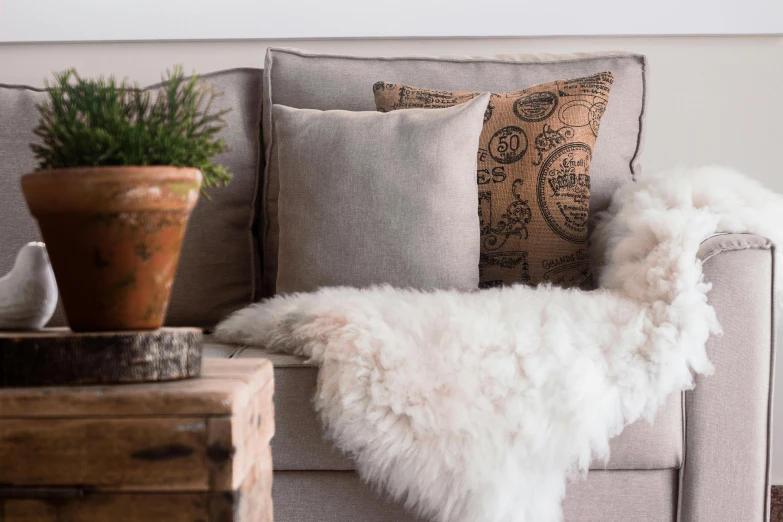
[31,66,231,196]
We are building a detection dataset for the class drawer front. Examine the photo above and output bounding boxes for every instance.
[0,450,272,522]
[0,417,210,490]
[0,377,273,492]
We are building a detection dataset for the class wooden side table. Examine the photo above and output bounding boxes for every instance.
[0,358,274,522]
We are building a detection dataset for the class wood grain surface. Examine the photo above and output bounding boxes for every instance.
[0,358,272,417]
[0,327,202,386]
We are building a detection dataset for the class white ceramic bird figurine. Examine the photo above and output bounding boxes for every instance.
[0,242,58,330]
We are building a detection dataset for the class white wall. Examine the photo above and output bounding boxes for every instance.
[2,0,781,41]
[3,36,782,187]
[2,34,783,479]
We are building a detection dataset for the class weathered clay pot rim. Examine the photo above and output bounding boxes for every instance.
[22,166,203,215]
[27,165,202,181]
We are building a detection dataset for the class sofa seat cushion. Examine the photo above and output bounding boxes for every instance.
[203,336,683,471]
[272,470,678,522]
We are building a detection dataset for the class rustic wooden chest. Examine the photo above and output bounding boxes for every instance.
[0,358,274,522]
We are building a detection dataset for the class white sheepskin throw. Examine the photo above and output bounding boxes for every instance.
[216,166,783,522]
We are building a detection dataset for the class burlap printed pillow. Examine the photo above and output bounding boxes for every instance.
[373,73,613,289]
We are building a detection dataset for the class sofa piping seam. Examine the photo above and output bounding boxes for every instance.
[0,67,264,92]
[677,388,686,522]
[272,465,681,473]
[763,243,776,521]
[629,55,647,182]
[270,47,645,66]
[699,242,773,263]
[261,51,275,296]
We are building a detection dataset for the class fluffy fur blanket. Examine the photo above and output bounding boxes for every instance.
[216,166,783,522]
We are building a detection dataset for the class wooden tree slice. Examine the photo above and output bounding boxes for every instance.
[0,327,202,387]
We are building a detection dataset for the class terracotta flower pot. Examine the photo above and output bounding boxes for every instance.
[21,167,202,332]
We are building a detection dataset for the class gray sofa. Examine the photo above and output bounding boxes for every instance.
[203,231,775,521]
[0,48,774,521]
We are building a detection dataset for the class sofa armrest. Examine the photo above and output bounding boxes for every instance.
[680,233,776,522]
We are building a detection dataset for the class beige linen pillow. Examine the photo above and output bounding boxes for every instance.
[272,93,490,293]
[374,73,614,289]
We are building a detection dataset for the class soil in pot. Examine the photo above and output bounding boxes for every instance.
[21,166,202,331]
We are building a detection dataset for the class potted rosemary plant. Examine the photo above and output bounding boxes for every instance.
[21,67,231,331]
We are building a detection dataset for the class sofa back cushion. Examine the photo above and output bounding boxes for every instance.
[261,48,647,296]
[0,68,263,327]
